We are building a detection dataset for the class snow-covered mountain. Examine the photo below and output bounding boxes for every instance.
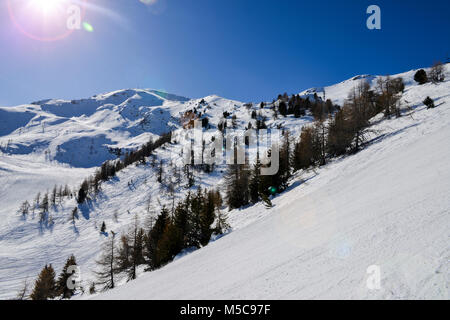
[0,65,449,300]
[0,89,189,168]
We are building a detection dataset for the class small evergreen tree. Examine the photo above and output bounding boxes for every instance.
[278,101,288,117]
[423,96,435,109]
[56,255,77,299]
[30,264,57,300]
[145,207,170,270]
[100,221,106,233]
[414,69,428,85]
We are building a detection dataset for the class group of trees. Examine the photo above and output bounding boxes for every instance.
[225,131,292,210]
[225,77,406,210]
[20,184,73,217]
[95,188,227,291]
[294,78,404,166]
[277,93,338,121]
[414,62,446,85]
[77,132,173,204]
[26,255,78,300]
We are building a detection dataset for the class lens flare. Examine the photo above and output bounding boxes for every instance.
[7,0,87,42]
[29,0,64,15]
[83,21,94,32]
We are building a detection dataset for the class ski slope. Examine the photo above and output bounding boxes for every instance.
[95,87,450,299]
[0,65,449,300]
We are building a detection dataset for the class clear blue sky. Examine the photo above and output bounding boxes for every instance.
[1,0,449,106]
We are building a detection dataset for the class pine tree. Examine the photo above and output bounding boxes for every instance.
[225,163,249,210]
[414,69,428,85]
[293,126,315,171]
[117,234,131,272]
[127,215,145,280]
[56,255,77,299]
[145,207,170,270]
[100,221,106,233]
[344,83,373,152]
[30,264,57,300]
[173,197,191,248]
[266,131,292,194]
[327,110,353,157]
[154,221,183,267]
[89,282,96,294]
[423,96,435,109]
[199,190,217,246]
[51,185,57,207]
[278,101,288,117]
[77,180,88,204]
[313,121,327,166]
[249,160,262,203]
[41,193,49,213]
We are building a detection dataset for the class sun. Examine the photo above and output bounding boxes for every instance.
[29,0,66,15]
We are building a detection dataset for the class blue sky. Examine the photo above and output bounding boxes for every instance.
[0,0,449,106]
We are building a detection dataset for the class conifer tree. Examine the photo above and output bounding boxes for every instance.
[199,190,217,246]
[41,193,49,213]
[249,160,262,203]
[30,264,57,300]
[126,215,145,280]
[56,255,77,299]
[327,110,353,156]
[100,221,106,233]
[414,69,428,85]
[173,196,191,248]
[117,235,131,272]
[423,96,435,109]
[145,207,170,270]
[278,101,288,117]
[293,126,315,171]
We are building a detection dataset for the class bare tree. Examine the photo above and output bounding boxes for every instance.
[429,61,445,83]
[16,278,29,300]
[19,201,30,216]
[94,232,117,291]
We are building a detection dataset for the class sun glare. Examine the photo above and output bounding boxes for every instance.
[29,0,65,15]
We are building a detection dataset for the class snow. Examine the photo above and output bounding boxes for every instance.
[94,76,450,299]
[0,65,449,300]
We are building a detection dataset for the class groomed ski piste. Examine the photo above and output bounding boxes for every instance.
[0,65,449,300]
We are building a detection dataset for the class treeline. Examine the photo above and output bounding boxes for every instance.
[77,132,173,204]
[19,132,174,217]
[225,76,406,210]
[277,92,339,121]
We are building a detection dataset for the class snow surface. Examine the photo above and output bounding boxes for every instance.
[93,73,450,300]
[1,65,449,299]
